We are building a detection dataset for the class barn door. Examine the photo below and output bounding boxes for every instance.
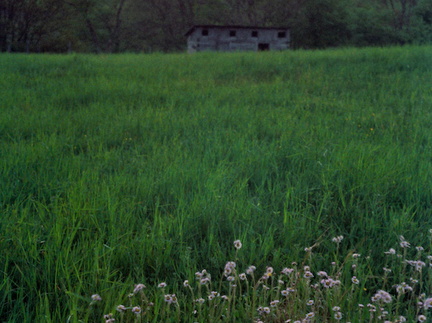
[258,43,270,51]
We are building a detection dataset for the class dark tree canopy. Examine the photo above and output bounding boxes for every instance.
[0,0,431,52]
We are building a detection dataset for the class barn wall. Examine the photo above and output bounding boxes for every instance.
[187,27,290,53]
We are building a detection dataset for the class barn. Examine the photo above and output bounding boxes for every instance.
[185,25,290,53]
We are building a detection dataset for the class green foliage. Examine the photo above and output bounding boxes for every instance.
[410,0,432,44]
[348,0,398,46]
[0,47,432,321]
[290,0,351,48]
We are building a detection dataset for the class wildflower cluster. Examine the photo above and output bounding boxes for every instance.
[332,235,344,244]
[85,233,432,322]
[196,269,211,285]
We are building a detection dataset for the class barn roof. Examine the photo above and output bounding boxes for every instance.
[185,25,290,37]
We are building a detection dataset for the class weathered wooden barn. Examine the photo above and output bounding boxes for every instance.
[185,25,290,53]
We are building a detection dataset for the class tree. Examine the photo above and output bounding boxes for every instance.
[291,0,351,48]
[0,0,68,52]
[122,0,199,52]
[348,0,398,46]
[1,0,431,52]
[409,0,432,43]
[67,0,128,53]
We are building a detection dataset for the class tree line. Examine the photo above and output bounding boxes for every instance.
[1,0,431,53]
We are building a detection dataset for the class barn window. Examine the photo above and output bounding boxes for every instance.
[229,30,236,37]
[251,31,258,37]
[278,31,286,38]
[202,29,209,36]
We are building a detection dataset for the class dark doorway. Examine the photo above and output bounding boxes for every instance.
[258,43,270,51]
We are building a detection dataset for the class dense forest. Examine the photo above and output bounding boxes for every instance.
[1,0,431,53]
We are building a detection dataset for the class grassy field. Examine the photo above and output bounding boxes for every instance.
[1,46,432,322]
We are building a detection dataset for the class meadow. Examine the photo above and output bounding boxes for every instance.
[0,46,432,322]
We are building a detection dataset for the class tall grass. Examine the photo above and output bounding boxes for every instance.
[0,46,432,322]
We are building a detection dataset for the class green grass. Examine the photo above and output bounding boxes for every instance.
[1,46,432,322]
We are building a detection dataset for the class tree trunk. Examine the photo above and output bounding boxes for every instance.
[86,18,101,53]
